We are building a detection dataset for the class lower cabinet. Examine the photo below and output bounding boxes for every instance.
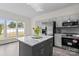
[19,38,53,56]
[55,34,62,47]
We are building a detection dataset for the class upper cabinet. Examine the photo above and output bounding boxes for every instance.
[56,17,63,27]
[56,20,62,27]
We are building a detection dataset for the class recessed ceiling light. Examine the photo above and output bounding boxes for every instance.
[27,3,43,12]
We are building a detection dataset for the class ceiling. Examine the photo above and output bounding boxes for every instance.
[0,3,77,19]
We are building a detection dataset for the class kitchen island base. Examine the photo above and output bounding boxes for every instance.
[19,36,53,56]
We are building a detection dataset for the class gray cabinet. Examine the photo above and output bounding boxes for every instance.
[19,38,53,56]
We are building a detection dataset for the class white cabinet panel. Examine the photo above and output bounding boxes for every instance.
[56,17,63,27]
[55,34,62,47]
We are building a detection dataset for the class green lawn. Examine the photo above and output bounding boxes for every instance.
[0,35,3,40]
[0,32,24,40]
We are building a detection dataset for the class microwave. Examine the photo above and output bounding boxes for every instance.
[62,21,78,26]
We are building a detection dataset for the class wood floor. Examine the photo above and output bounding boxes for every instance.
[0,42,79,56]
[53,47,79,56]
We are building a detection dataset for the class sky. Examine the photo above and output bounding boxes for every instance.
[0,18,4,24]
[0,17,15,25]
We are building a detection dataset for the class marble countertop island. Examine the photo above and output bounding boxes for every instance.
[18,36,53,47]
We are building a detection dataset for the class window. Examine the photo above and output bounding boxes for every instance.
[0,18,5,40]
[7,19,17,39]
[18,22,24,37]
[0,18,25,41]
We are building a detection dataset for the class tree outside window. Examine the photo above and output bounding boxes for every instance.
[0,24,2,35]
[0,19,4,40]
[8,22,16,28]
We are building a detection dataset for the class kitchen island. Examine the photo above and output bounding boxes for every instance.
[18,36,53,56]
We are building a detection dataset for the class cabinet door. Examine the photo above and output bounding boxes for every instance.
[55,34,62,47]
[38,44,53,56]
[56,17,63,27]
[32,38,53,56]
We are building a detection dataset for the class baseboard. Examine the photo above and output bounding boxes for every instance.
[54,46,63,49]
[0,39,18,45]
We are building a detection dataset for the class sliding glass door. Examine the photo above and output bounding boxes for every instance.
[0,17,25,44]
[7,19,17,39]
[0,18,5,40]
[18,22,24,37]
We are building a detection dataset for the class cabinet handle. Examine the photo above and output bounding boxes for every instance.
[72,40,77,43]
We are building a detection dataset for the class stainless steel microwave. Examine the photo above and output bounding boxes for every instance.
[62,21,78,26]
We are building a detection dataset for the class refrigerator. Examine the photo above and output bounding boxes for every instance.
[42,21,56,46]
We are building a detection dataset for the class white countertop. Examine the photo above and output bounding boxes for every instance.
[18,36,53,47]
